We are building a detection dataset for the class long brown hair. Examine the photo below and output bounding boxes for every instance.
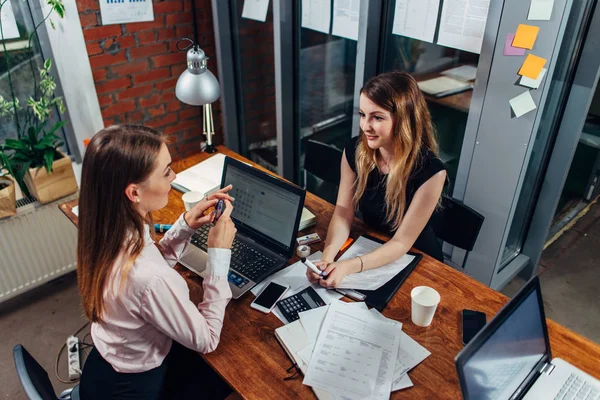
[77,124,165,323]
[353,71,439,231]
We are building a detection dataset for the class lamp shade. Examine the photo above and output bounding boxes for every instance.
[175,47,221,106]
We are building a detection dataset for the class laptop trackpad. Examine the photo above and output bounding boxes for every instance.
[180,247,209,279]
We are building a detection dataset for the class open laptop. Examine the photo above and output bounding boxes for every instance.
[180,156,306,299]
[455,276,600,400]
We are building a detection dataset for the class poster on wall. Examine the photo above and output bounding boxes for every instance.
[242,0,270,22]
[437,0,490,54]
[302,0,331,34]
[392,0,440,43]
[0,0,21,40]
[99,0,154,26]
[332,0,360,41]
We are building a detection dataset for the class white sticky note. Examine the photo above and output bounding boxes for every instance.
[519,68,547,89]
[528,0,554,21]
[242,0,270,22]
[302,0,331,34]
[509,91,537,118]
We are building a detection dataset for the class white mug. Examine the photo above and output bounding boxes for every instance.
[182,191,204,211]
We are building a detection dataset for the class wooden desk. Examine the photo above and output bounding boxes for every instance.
[60,146,600,399]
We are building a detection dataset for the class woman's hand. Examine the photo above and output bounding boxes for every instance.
[319,258,360,289]
[208,200,236,249]
[306,260,331,284]
[184,185,234,229]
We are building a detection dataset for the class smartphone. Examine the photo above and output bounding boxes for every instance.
[250,282,290,313]
[213,199,225,222]
[462,309,487,345]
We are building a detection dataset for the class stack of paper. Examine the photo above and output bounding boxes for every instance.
[417,76,473,98]
[170,153,226,194]
[276,300,431,399]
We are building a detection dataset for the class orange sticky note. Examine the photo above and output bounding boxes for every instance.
[518,54,547,79]
[512,24,540,49]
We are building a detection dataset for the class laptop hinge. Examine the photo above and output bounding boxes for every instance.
[540,362,555,375]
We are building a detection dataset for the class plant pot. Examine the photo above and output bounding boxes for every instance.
[0,178,17,218]
[23,151,78,204]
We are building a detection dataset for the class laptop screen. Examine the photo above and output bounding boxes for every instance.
[221,158,304,253]
[460,289,548,399]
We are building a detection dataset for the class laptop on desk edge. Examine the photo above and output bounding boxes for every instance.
[455,276,600,400]
[179,156,306,299]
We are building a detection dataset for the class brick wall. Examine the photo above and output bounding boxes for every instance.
[77,0,221,161]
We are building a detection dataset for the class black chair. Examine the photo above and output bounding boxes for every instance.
[13,344,80,400]
[303,139,343,204]
[431,196,485,268]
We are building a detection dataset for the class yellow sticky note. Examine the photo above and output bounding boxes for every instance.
[518,54,547,79]
[512,24,540,49]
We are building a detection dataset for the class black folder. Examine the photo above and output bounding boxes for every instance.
[348,235,423,311]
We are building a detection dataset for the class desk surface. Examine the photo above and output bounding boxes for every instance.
[416,70,473,113]
[60,146,600,399]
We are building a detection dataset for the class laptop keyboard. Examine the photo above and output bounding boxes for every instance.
[555,374,600,400]
[190,225,280,284]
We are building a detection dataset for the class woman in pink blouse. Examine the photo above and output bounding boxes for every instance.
[77,125,236,399]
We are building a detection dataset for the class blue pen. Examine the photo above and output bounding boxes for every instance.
[154,224,173,233]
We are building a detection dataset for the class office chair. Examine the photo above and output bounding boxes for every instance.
[431,196,485,268]
[13,344,80,400]
[303,139,343,204]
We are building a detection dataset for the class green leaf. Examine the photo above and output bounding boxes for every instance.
[47,120,68,136]
[44,149,55,173]
[13,161,31,196]
[4,139,29,150]
[28,126,38,144]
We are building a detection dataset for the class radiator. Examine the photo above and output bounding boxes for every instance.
[0,194,78,303]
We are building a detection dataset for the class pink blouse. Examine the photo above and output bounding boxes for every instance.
[91,214,232,373]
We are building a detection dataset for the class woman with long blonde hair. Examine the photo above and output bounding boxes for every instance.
[77,125,236,399]
[307,72,446,288]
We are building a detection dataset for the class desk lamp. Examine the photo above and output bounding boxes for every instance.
[175,3,220,153]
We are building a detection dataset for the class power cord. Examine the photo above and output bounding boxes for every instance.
[55,321,91,384]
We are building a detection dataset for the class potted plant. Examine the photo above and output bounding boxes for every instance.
[0,0,76,204]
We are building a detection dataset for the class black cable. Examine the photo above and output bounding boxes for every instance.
[190,0,199,47]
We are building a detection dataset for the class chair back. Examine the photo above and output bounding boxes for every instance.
[432,196,484,252]
[13,344,57,400]
[304,140,343,185]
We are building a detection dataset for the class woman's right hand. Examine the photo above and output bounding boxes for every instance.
[306,260,331,284]
[207,200,236,249]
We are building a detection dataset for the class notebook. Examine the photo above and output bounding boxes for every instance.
[417,76,473,98]
[170,153,225,194]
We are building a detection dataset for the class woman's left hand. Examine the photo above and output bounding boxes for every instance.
[184,185,234,229]
[319,258,360,289]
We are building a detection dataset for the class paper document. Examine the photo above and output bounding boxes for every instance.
[392,0,440,43]
[302,0,331,34]
[437,0,490,54]
[528,0,554,21]
[1,1,21,39]
[520,68,547,90]
[242,0,270,22]
[170,153,225,194]
[303,300,400,399]
[393,373,413,391]
[510,91,537,118]
[332,0,360,41]
[72,205,79,217]
[299,302,368,347]
[335,236,415,290]
[518,54,547,80]
[440,65,478,82]
[99,0,154,25]
[503,33,526,56]
[417,76,472,97]
[512,24,540,50]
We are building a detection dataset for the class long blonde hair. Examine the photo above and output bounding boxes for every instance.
[77,124,164,323]
[353,72,439,231]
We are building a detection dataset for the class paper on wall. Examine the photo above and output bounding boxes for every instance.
[518,54,547,80]
[509,91,537,118]
[528,0,554,21]
[0,0,21,40]
[503,33,526,56]
[519,68,547,90]
[392,0,440,43]
[301,0,331,34]
[332,0,360,41]
[437,0,490,54]
[99,0,154,26]
[242,0,270,22]
[512,24,540,50]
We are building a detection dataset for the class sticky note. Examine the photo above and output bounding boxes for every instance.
[518,54,547,79]
[504,34,526,56]
[520,68,547,89]
[528,0,554,21]
[510,91,537,118]
[512,24,540,49]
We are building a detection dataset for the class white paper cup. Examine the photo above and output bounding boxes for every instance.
[182,191,204,211]
[411,286,441,327]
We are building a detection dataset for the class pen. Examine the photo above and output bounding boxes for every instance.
[154,224,173,233]
[300,257,326,278]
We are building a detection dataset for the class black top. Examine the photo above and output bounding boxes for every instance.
[344,136,446,261]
